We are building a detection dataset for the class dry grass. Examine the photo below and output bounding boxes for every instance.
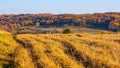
[0,31,18,68]
[0,31,120,68]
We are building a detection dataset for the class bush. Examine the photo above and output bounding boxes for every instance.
[62,28,71,34]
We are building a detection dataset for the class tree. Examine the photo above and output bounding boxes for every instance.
[36,22,40,28]
[62,28,71,34]
[109,21,120,32]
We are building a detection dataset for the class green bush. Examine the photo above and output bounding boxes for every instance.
[62,28,71,34]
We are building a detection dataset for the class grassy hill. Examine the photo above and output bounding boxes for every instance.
[0,31,120,68]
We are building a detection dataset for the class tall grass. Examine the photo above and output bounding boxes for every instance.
[0,31,120,68]
[0,31,18,68]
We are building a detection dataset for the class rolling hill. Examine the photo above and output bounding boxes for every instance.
[0,31,120,68]
[0,12,120,34]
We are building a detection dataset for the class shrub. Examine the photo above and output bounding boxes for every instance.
[62,28,71,34]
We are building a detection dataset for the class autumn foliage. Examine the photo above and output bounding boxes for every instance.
[0,12,120,33]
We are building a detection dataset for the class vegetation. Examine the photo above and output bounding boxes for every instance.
[0,12,120,34]
[0,31,120,68]
[62,28,71,34]
[0,31,18,68]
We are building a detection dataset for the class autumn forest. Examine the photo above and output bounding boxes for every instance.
[0,12,120,34]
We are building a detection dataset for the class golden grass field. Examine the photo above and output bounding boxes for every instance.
[0,31,120,68]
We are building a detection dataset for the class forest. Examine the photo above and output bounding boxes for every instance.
[0,12,120,34]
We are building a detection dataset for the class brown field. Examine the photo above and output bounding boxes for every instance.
[0,31,120,68]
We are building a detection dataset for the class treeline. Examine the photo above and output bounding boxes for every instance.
[0,12,120,33]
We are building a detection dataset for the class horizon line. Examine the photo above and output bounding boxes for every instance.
[0,12,120,15]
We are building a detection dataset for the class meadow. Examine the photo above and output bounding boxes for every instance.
[0,31,120,68]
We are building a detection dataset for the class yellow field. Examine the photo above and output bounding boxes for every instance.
[0,31,120,68]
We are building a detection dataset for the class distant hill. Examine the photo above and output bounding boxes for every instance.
[0,12,120,33]
[0,31,120,68]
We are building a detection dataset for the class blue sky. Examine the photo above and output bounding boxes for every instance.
[0,0,120,14]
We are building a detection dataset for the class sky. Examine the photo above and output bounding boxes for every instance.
[0,0,120,14]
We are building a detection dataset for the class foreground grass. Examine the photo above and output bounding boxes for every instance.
[0,31,18,68]
[0,31,120,68]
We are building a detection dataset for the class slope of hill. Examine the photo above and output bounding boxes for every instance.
[0,31,120,68]
[0,31,19,68]
[0,12,120,33]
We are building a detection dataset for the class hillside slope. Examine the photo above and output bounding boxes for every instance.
[0,31,120,68]
[0,12,120,33]
[0,31,19,68]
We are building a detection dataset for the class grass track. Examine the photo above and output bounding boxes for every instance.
[0,31,120,68]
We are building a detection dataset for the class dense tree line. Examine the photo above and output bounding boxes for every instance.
[0,12,120,33]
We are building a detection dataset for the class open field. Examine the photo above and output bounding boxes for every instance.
[15,26,110,34]
[0,31,120,68]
